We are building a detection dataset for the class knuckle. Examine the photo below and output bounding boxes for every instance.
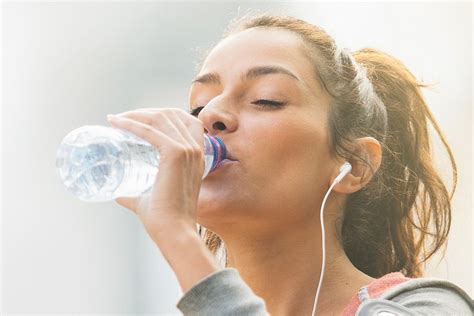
[176,108,188,116]
[189,145,200,154]
[152,112,166,123]
[159,108,170,116]
[169,109,185,121]
[173,146,202,160]
[192,147,203,158]
[186,144,201,157]
[171,144,188,157]
[153,111,165,119]
[185,146,196,157]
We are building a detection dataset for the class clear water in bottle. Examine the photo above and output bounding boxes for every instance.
[56,125,226,202]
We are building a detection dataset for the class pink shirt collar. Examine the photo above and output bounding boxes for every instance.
[342,272,411,316]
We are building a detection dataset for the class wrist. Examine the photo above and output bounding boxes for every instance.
[152,224,220,293]
[153,223,199,253]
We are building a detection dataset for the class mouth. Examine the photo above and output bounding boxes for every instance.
[217,158,239,168]
[216,139,238,167]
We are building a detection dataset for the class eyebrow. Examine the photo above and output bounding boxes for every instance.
[191,65,301,85]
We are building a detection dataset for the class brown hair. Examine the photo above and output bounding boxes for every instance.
[196,14,457,278]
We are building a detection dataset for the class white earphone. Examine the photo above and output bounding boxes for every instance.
[311,161,352,316]
[334,161,353,184]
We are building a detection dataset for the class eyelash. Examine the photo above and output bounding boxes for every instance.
[189,99,286,116]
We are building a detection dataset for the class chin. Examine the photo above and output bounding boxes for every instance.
[196,202,226,225]
[197,182,238,206]
[195,199,242,232]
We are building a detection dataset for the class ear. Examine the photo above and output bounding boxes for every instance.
[331,137,382,194]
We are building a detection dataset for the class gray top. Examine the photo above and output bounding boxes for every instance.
[176,268,473,316]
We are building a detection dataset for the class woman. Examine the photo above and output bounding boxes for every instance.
[106,14,473,315]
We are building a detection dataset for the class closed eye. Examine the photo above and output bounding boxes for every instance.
[252,99,286,107]
[189,99,286,116]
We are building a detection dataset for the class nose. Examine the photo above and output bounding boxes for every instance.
[197,97,237,135]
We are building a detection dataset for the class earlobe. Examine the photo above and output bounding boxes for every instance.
[329,160,359,194]
[332,172,360,194]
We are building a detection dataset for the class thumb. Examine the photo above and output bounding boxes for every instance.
[115,196,140,214]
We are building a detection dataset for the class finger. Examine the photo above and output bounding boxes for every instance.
[168,110,201,149]
[135,108,202,132]
[114,109,155,125]
[107,115,177,151]
[169,109,206,150]
[113,110,187,145]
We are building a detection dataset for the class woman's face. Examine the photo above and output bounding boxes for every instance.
[189,27,334,233]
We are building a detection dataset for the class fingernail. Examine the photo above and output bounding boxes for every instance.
[107,114,117,120]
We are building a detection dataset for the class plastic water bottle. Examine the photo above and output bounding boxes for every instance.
[56,125,227,202]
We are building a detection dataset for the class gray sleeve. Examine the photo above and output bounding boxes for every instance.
[358,278,474,315]
[176,268,269,316]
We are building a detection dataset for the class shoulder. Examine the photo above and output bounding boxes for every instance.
[357,276,473,315]
[381,277,473,309]
[177,268,269,315]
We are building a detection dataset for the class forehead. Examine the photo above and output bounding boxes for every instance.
[200,28,321,92]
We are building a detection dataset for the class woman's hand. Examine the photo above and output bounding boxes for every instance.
[107,108,221,293]
[107,108,205,243]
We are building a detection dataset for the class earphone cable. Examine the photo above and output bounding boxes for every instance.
[310,177,339,316]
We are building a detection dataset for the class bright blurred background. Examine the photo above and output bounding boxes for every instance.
[1,1,472,314]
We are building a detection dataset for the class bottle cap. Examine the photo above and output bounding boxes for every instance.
[207,135,226,172]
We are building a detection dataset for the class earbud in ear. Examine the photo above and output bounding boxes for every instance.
[334,161,352,184]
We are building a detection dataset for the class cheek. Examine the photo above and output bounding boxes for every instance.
[252,114,327,180]
[248,115,331,215]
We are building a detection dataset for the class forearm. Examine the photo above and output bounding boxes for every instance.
[156,225,269,315]
[153,225,221,293]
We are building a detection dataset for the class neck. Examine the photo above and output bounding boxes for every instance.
[218,217,374,315]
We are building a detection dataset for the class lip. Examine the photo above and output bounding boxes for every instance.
[220,158,237,165]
